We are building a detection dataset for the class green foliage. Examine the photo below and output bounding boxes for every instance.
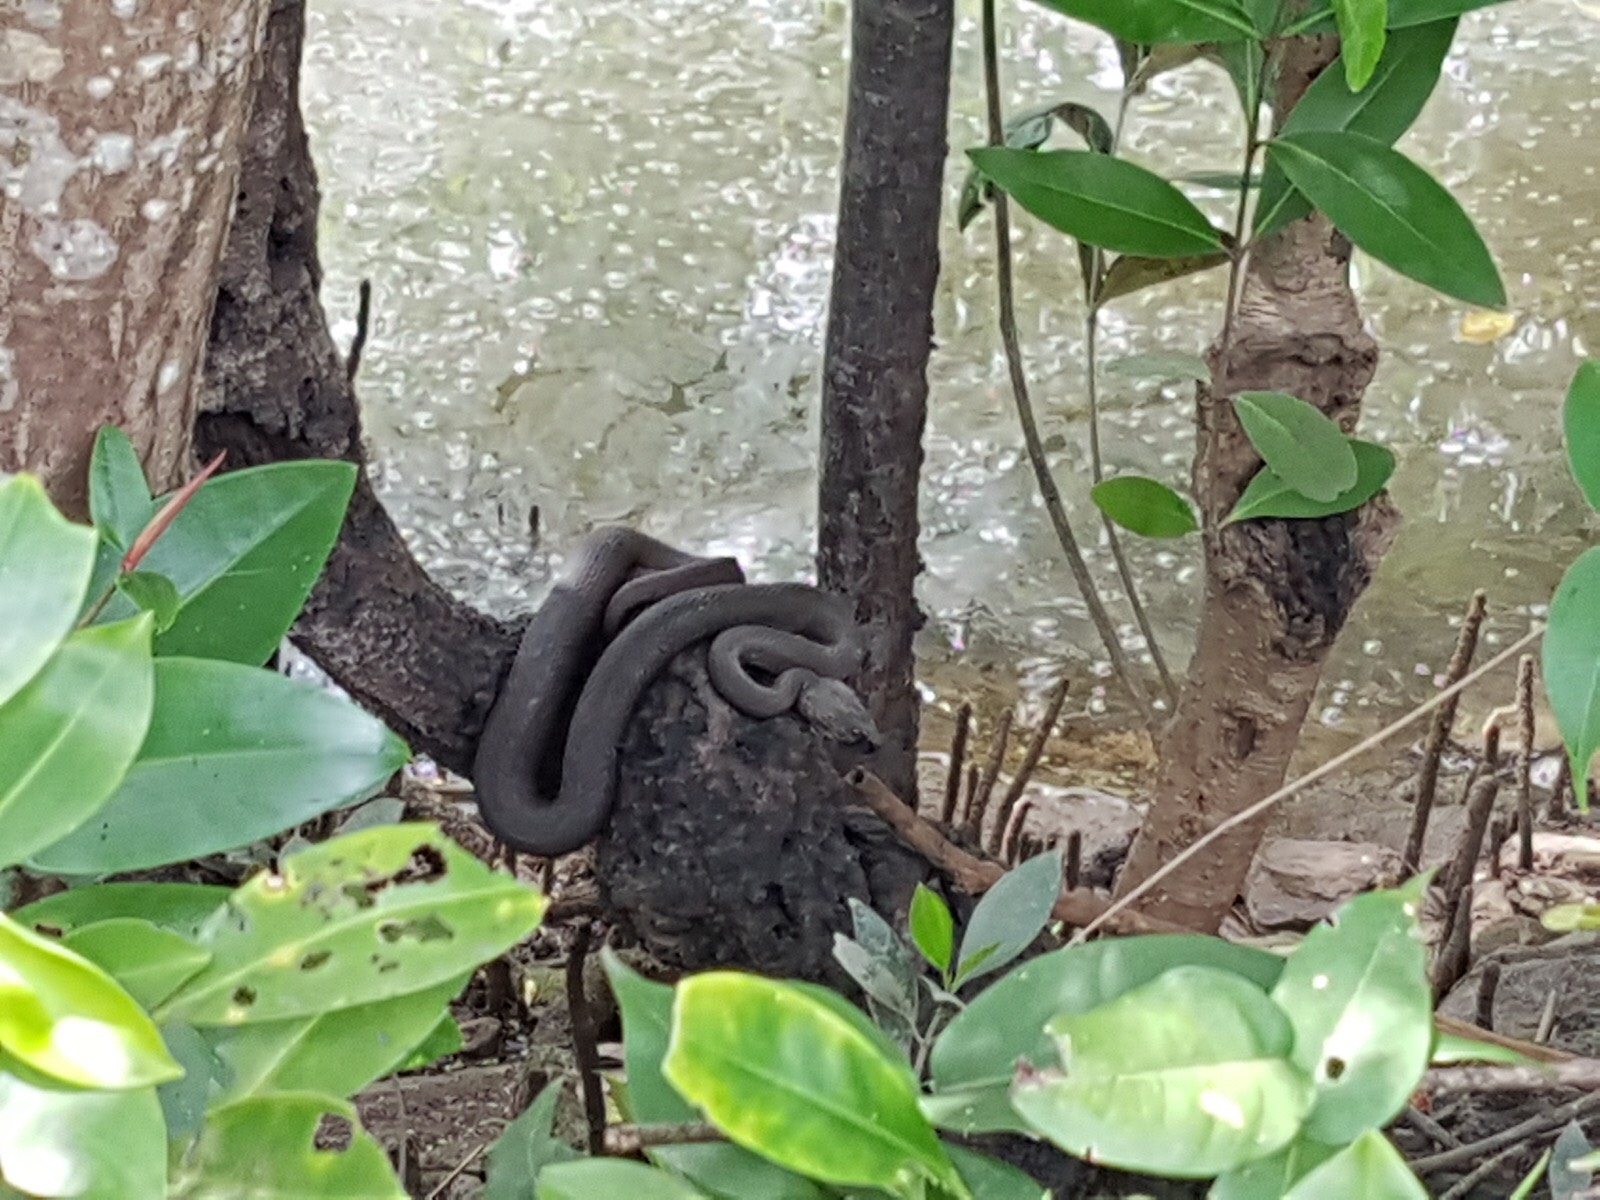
[1226,438,1396,524]
[1331,0,1388,89]
[0,452,545,1198]
[1564,361,1600,514]
[908,883,955,976]
[1232,392,1358,502]
[483,1082,579,1200]
[1025,0,1263,44]
[953,849,1061,986]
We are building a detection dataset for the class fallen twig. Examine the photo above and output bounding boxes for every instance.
[987,678,1071,855]
[604,1122,724,1155]
[1404,590,1487,873]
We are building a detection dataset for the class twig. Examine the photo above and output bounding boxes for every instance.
[424,1142,487,1199]
[347,278,372,383]
[1549,754,1574,822]
[1411,1088,1600,1175]
[1401,1105,1461,1150]
[1404,590,1488,873]
[1076,627,1545,943]
[1064,829,1082,891]
[603,1122,724,1155]
[978,0,1155,729]
[959,763,981,829]
[1437,1137,1539,1200]
[941,703,972,825]
[1475,960,1501,1031]
[1422,1058,1600,1100]
[969,709,1012,838]
[564,923,605,1155]
[1536,980,1564,1047]
[1442,734,1500,906]
[988,678,1070,854]
[998,797,1035,864]
[1516,654,1535,871]
[848,768,1177,935]
[1431,884,1473,1000]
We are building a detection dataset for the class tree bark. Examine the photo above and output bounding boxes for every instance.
[817,0,955,800]
[0,0,271,515]
[1112,37,1400,932]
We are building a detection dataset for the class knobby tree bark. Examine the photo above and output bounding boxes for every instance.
[0,0,271,517]
[1112,36,1400,931]
[817,0,955,801]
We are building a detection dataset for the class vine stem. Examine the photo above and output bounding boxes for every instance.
[981,0,1154,728]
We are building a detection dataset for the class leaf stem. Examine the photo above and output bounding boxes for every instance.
[1219,51,1269,358]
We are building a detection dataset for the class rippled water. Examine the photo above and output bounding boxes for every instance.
[302,0,1599,739]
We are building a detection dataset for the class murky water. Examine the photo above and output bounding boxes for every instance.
[302,0,1598,741]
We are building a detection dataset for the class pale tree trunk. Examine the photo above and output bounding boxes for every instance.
[0,0,270,515]
[1113,37,1400,931]
[817,0,955,800]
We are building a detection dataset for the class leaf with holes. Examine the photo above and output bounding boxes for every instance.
[1544,548,1600,804]
[1091,477,1199,539]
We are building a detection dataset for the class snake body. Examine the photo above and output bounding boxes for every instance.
[473,528,863,856]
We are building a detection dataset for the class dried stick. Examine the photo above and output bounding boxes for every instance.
[987,678,1071,855]
[958,763,982,829]
[1422,1058,1600,1100]
[998,797,1036,864]
[1431,884,1473,1000]
[1064,829,1083,891]
[1411,1089,1600,1175]
[968,709,1012,838]
[1404,590,1488,873]
[346,278,372,383]
[1548,754,1574,822]
[604,1122,725,1155]
[940,702,972,826]
[1516,654,1535,871]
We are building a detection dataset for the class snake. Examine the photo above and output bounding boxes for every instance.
[473,527,865,856]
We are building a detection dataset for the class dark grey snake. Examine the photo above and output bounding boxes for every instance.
[473,526,867,856]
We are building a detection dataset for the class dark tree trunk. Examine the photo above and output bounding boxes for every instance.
[1112,37,1400,931]
[817,0,955,801]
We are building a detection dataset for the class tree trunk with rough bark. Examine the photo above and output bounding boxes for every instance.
[817,0,955,801]
[1112,36,1400,932]
[0,0,270,516]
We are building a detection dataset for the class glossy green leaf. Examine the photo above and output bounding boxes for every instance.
[955,851,1061,988]
[927,935,1285,1134]
[0,475,98,708]
[1214,37,1266,114]
[831,935,919,1040]
[1289,0,1508,34]
[1011,967,1313,1177]
[1544,548,1600,801]
[1025,0,1261,43]
[968,148,1227,258]
[1268,131,1505,307]
[1225,438,1395,524]
[483,1082,578,1200]
[168,1093,406,1199]
[946,1146,1050,1200]
[157,1023,223,1140]
[1564,361,1600,513]
[663,972,965,1198]
[0,616,154,868]
[1256,19,1458,237]
[0,1064,166,1200]
[208,975,468,1104]
[1091,476,1199,539]
[397,1011,461,1072]
[115,571,181,633]
[1094,250,1231,307]
[1282,1130,1427,1198]
[0,913,182,1089]
[14,882,230,940]
[93,460,356,666]
[538,1159,710,1200]
[1105,351,1210,382]
[1211,1137,1340,1199]
[910,885,955,975]
[1333,0,1388,90]
[1233,392,1358,502]
[62,918,210,1010]
[1270,878,1432,1143]
[958,103,1112,232]
[602,956,825,1200]
[28,657,409,875]
[157,823,544,1026]
[843,898,920,1032]
[87,426,154,551]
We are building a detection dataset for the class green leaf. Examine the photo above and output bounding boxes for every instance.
[927,935,1285,1134]
[0,475,98,708]
[1564,361,1600,513]
[663,972,965,1198]
[1233,392,1359,502]
[958,103,1111,233]
[1289,0,1509,35]
[1268,131,1505,307]
[168,1093,406,1199]
[1270,878,1433,1144]
[1333,0,1388,90]
[1225,438,1396,523]
[955,850,1062,987]
[1025,0,1261,43]
[843,899,921,1034]
[1094,250,1231,307]
[537,1159,710,1199]
[1549,1122,1595,1199]
[0,616,154,869]
[93,460,357,666]
[87,426,155,551]
[208,975,468,1104]
[1214,37,1266,114]
[1430,1028,1529,1065]
[157,1023,223,1140]
[483,1082,579,1200]
[909,885,955,975]
[1211,1137,1341,1199]
[0,1064,166,1200]
[62,918,210,1010]
[1256,18,1458,237]
[115,571,181,633]
[1544,902,1600,933]
[1091,477,1199,539]
[1011,966,1313,1177]
[1281,1130,1427,1198]
[14,882,230,940]
[397,1011,462,1071]
[157,823,544,1026]
[946,1146,1051,1200]
[968,148,1227,258]
[0,913,182,1089]
[28,657,409,875]
[1105,351,1210,382]
[1543,547,1600,801]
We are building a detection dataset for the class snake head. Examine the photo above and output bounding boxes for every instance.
[796,677,881,749]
